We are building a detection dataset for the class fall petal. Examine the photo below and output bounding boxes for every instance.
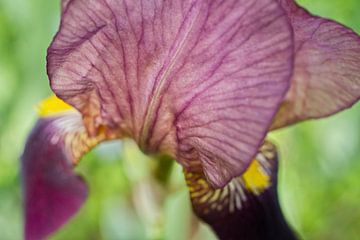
[21,110,105,240]
[185,141,297,239]
[47,0,294,187]
[271,0,360,129]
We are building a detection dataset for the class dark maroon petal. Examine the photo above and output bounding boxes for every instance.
[21,113,104,240]
[47,0,294,187]
[185,141,297,240]
[271,0,360,129]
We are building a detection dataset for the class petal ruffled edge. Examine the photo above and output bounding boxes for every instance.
[47,0,294,189]
[271,0,360,129]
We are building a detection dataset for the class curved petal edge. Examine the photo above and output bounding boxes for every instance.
[272,0,360,129]
[47,0,294,188]
[21,111,105,240]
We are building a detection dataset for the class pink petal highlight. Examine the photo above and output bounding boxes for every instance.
[272,0,360,129]
[21,113,98,240]
[47,0,293,187]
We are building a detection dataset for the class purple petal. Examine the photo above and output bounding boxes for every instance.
[271,0,360,129]
[21,112,103,240]
[185,141,297,239]
[47,0,294,187]
[61,0,71,13]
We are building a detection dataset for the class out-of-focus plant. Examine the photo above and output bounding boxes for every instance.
[20,0,359,239]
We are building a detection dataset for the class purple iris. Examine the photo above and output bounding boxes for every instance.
[22,0,360,239]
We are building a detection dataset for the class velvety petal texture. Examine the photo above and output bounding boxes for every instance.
[22,108,105,240]
[47,0,293,187]
[185,141,297,239]
[272,0,360,129]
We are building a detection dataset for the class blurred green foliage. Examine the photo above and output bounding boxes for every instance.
[0,0,359,239]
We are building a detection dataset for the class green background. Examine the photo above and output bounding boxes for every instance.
[0,0,359,239]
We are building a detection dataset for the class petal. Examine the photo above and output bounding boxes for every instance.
[185,141,297,239]
[61,0,71,13]
[271,0,360,129]
[21,107,106,240]
[47,0,294,187]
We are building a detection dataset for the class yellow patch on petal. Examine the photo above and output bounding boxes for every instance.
[37,95,74,117]
[242,159,270,194]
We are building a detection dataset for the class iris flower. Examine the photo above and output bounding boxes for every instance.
[22,0,360,239]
